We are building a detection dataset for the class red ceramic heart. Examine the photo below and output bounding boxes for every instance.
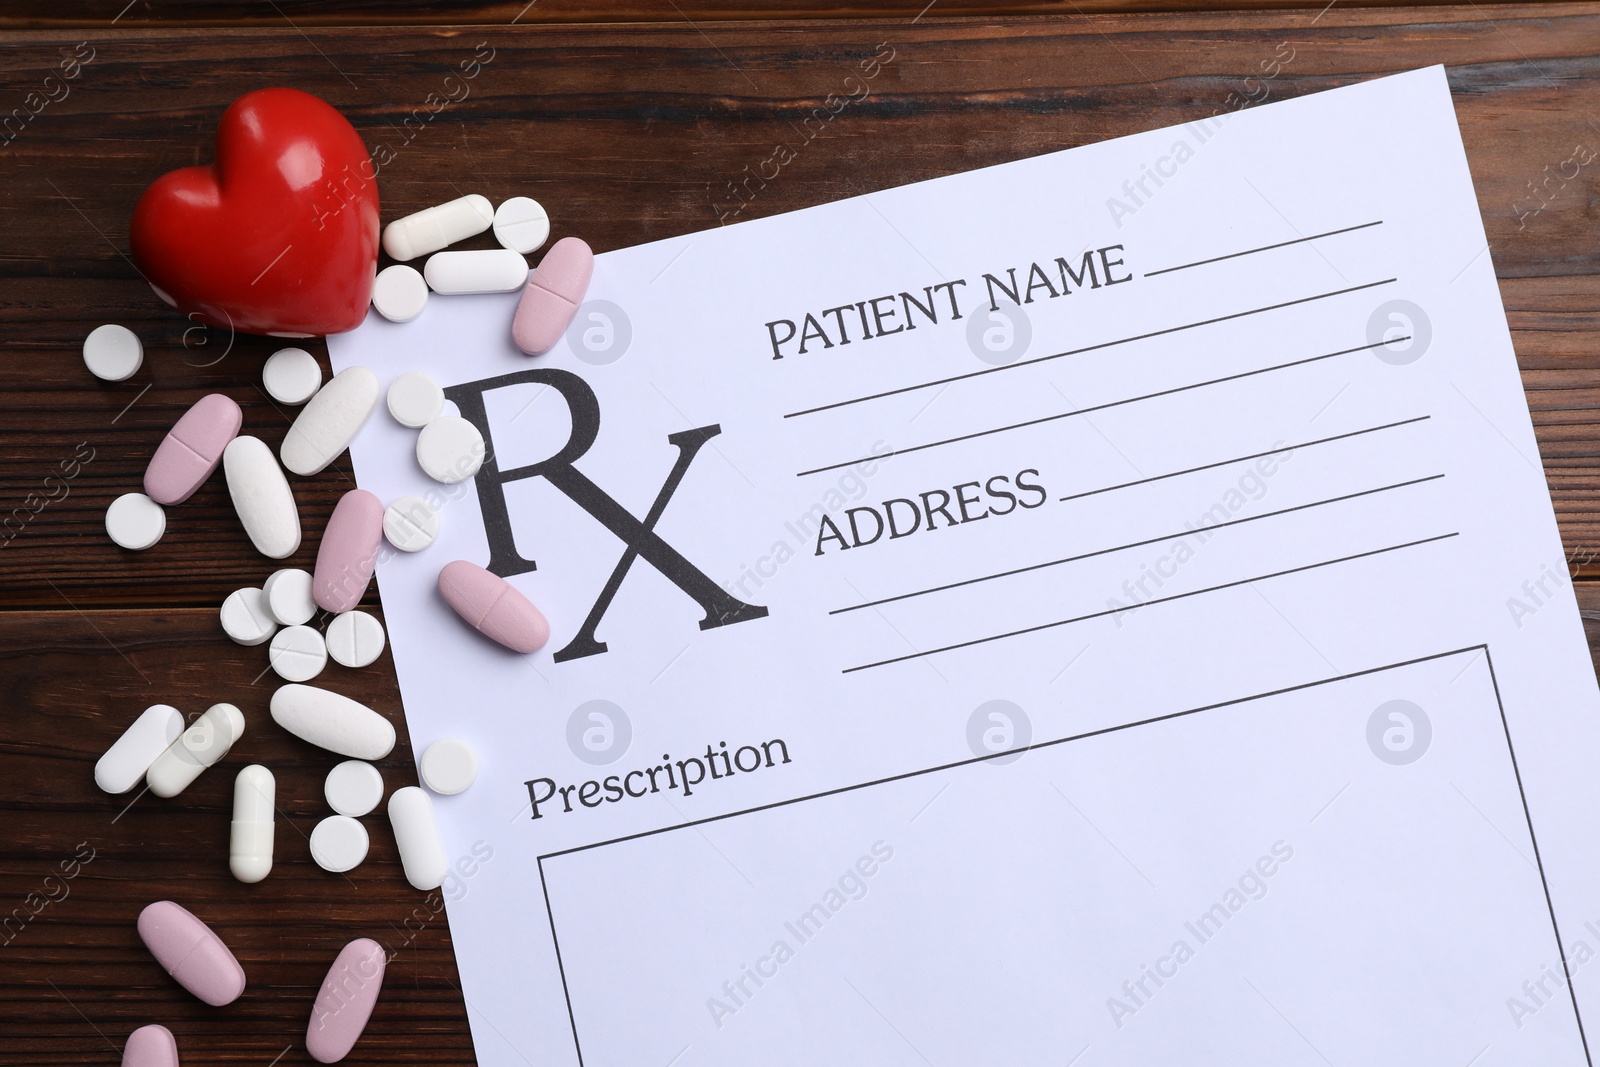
[130,88,379,338]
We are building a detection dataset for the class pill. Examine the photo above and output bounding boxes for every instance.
[269,625,328,682]
[271,684,395,760]
[512,237,594,355]
[122,1023,179,1067]
[220,587,278,646]
[493,196,550,254]
[386,371,443,428]
[325,760,384,817]
[96,704,184,794]
[381,194,494,262]
[229,764,275,884]
[281,366,380,477]
[371,264,429,324]
[314,489,383,613]
[326,610,386,668]
[224,436,302,559]
[310,815,370,873]
[263,347,323,405]
[306,938,386,1063]
[106,492,166,551]
[420,738,478,795]
[144,393,242,505]
[382,495,439,552]
[84,323,143,381]
[423,248,529,295]
[146,703,245,798]
[416,416,484,484]
[137,900,246,1006]
[437,560,549,653]
[388,786,448,891]
[263,567,317,626]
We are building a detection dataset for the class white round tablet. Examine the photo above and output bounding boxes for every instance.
[420,738,478,795]
[309,814,370,873]
[387,371,444,429]
[493,196,550,255]
[326,610,386,668]
[268,624,328,682]
[83,324,143,382]
[105,492,165,550]
[262,347,323,405]
[325,760,385,817]
[220,587,278,646]
[372,264,429,323]
[416,416,485,484]
[262,567,316,626]
[382,495,439,552]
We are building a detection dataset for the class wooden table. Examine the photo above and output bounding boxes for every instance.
[2,3,1597,1063]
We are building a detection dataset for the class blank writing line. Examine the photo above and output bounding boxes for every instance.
[831,474,1444,615]
[1144,221,1384,278]
[782,278,1397,419]
[842,533,1459,673]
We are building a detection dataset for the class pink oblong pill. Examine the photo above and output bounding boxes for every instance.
[306,937,386,1063]
[512,236,594,355]
[122,1024,179,1067]
[438,560,550,653]
[136,900,246,1006]
[144,394,243,505]
[314,489,384,614]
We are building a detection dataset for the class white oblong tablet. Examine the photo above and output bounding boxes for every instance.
[382,194,495,262]
[83,323,143,382]
[386,371,444,429]
[310,815,370,873]
[325,760,385,817]
[263,568,317,627]
[146,702,245,798]
[223,436,301,559]
[230,764,276,883]
[388,786,448,891]
[270,683,395,760]
[372,264,429,324]
[262,347,323,405]
[326,610,386,668]
[96,704,184,794]
[220,587,278,646]
[419,738,477,796]
[382,495,439,552]
[416,416,484,484]
[269,624,328,682]
[281,366,380,478]
[106,492,166,550]
[423,249,528,295]
[493,197,550,254]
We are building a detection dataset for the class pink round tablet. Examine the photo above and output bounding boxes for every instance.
[306,937,386,1064]
[122,1024,179,1067]
[512,236,594,355]
[144,393,243,505]
[438,560,550,653]
[314,489,384,614]
[136,900,246,1007]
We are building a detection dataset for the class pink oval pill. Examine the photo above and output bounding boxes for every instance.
[512,236,594,355]
[136,900,246,1006]
[306,937,386,1063]
[122,1024,179,1067]
[144,394,243,505]
[438,560,550,653]
[314,489,384,614]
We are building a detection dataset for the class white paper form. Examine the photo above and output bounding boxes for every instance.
[329,66,1600,1067]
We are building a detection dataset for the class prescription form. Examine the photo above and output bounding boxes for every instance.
[330,67,1600,1066]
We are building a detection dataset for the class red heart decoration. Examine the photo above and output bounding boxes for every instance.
[130,88,379,338]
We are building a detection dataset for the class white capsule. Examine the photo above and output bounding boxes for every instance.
[386,371,443,429]
[269,624,327,682]
[420,738,478,796]
[106,492,166,551]
[230,764,276,883]
[262,347,323,405]
[220,587,278,646]
[382,495,439,552]
[423,249,528,295]
[416,416,484,484]
[280,366,380,477]
[493,196,550,254]
[310,815,370,873]
[95,704,184,794]
[382,194,495,262]
[325,760,385,817]
[371,264,429,324]
[388,786,448,891]
[223,436,301,559]
[146,703,246,798]
[83,323,143,382]
[326,610,386,668]
[270,683,395,760]
[262,567,316,626]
